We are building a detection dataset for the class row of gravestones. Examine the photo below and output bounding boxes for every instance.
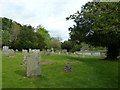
[3,47,72,77]
[54,49,68,55]
[22,49,72,77]
[2,46,18,57]
[42,49,68,55]
[42,49,51,56]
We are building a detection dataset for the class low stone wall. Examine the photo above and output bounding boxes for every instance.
[75,50,107,57]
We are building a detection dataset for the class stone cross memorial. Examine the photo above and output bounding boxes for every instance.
[26,51,41,77]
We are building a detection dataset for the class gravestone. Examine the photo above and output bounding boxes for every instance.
[26,51,41,77]
[8,49,15,58]
[58,51,61,55]
[35,49,40,54]
[42,49,46,56]
[62,49,67,55]
[2,46,9,56]
[55,50,59,54]
[29,48,32,53]
[64,63,72,72]
[22,49,28,55]
[22,50,28,65]
[16,49,18,54]
[46,49,51,56]
[51,48,54,53]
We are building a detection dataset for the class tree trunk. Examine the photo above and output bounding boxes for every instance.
[107,46,119,60]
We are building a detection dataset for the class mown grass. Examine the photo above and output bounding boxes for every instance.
[2,52,118,88]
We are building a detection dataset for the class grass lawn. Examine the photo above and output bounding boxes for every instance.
[2,52,118,88]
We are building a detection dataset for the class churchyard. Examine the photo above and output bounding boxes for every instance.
[2,48,118,88]
[1,1,119,89]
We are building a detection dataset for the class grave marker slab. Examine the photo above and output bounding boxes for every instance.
[26,52,41,77]
[64,63,72,72]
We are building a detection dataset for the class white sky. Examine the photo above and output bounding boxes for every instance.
[0,0,91,41]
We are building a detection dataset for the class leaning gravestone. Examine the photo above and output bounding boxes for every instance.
[64,63,72,72]
[26,51,41,77]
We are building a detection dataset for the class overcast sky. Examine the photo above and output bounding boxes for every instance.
[0,0,91,41]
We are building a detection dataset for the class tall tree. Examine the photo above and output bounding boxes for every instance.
[2,17,12,31]
[34,32,46,50]
[2,30,12,46]
[61,40,73,52]
[10,21,22,49]
[50,38,61,50]
[67,2,120,59]
[36,25,51,49]
[16,25,36,50]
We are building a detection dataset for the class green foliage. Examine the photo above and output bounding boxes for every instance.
[1,18,52,50]
[2,17,12,31]
[89,45,107,51]
[61,40,73,52]
[16,25,37,50]
[2,30,12,46]
[34,32,46,50]
[50,38,61,50]
[67,2,120,59]
[61,41,86,52]
[10,22,22,49]
[36,25,51,49]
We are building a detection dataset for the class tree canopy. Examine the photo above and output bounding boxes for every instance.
[67,2,120,59]
[1,17,52,50]
[36,25,51,49]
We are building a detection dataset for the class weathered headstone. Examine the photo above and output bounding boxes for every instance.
[42,49,46,56]
[51,48,54,53]
[46,49,51,56]
[26,52,41,77]
[22,49,28,55]
[8,49,15,58]
[16,49,18,54]
[29,48,32,53]
[2,46,9,56]
[62,49,67,55]
[22,50,28,65]
[35,49,40,54]
[55,50,59,54]
[64,63,72,72]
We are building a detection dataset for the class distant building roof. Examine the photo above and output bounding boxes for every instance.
[81,44,89,50]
